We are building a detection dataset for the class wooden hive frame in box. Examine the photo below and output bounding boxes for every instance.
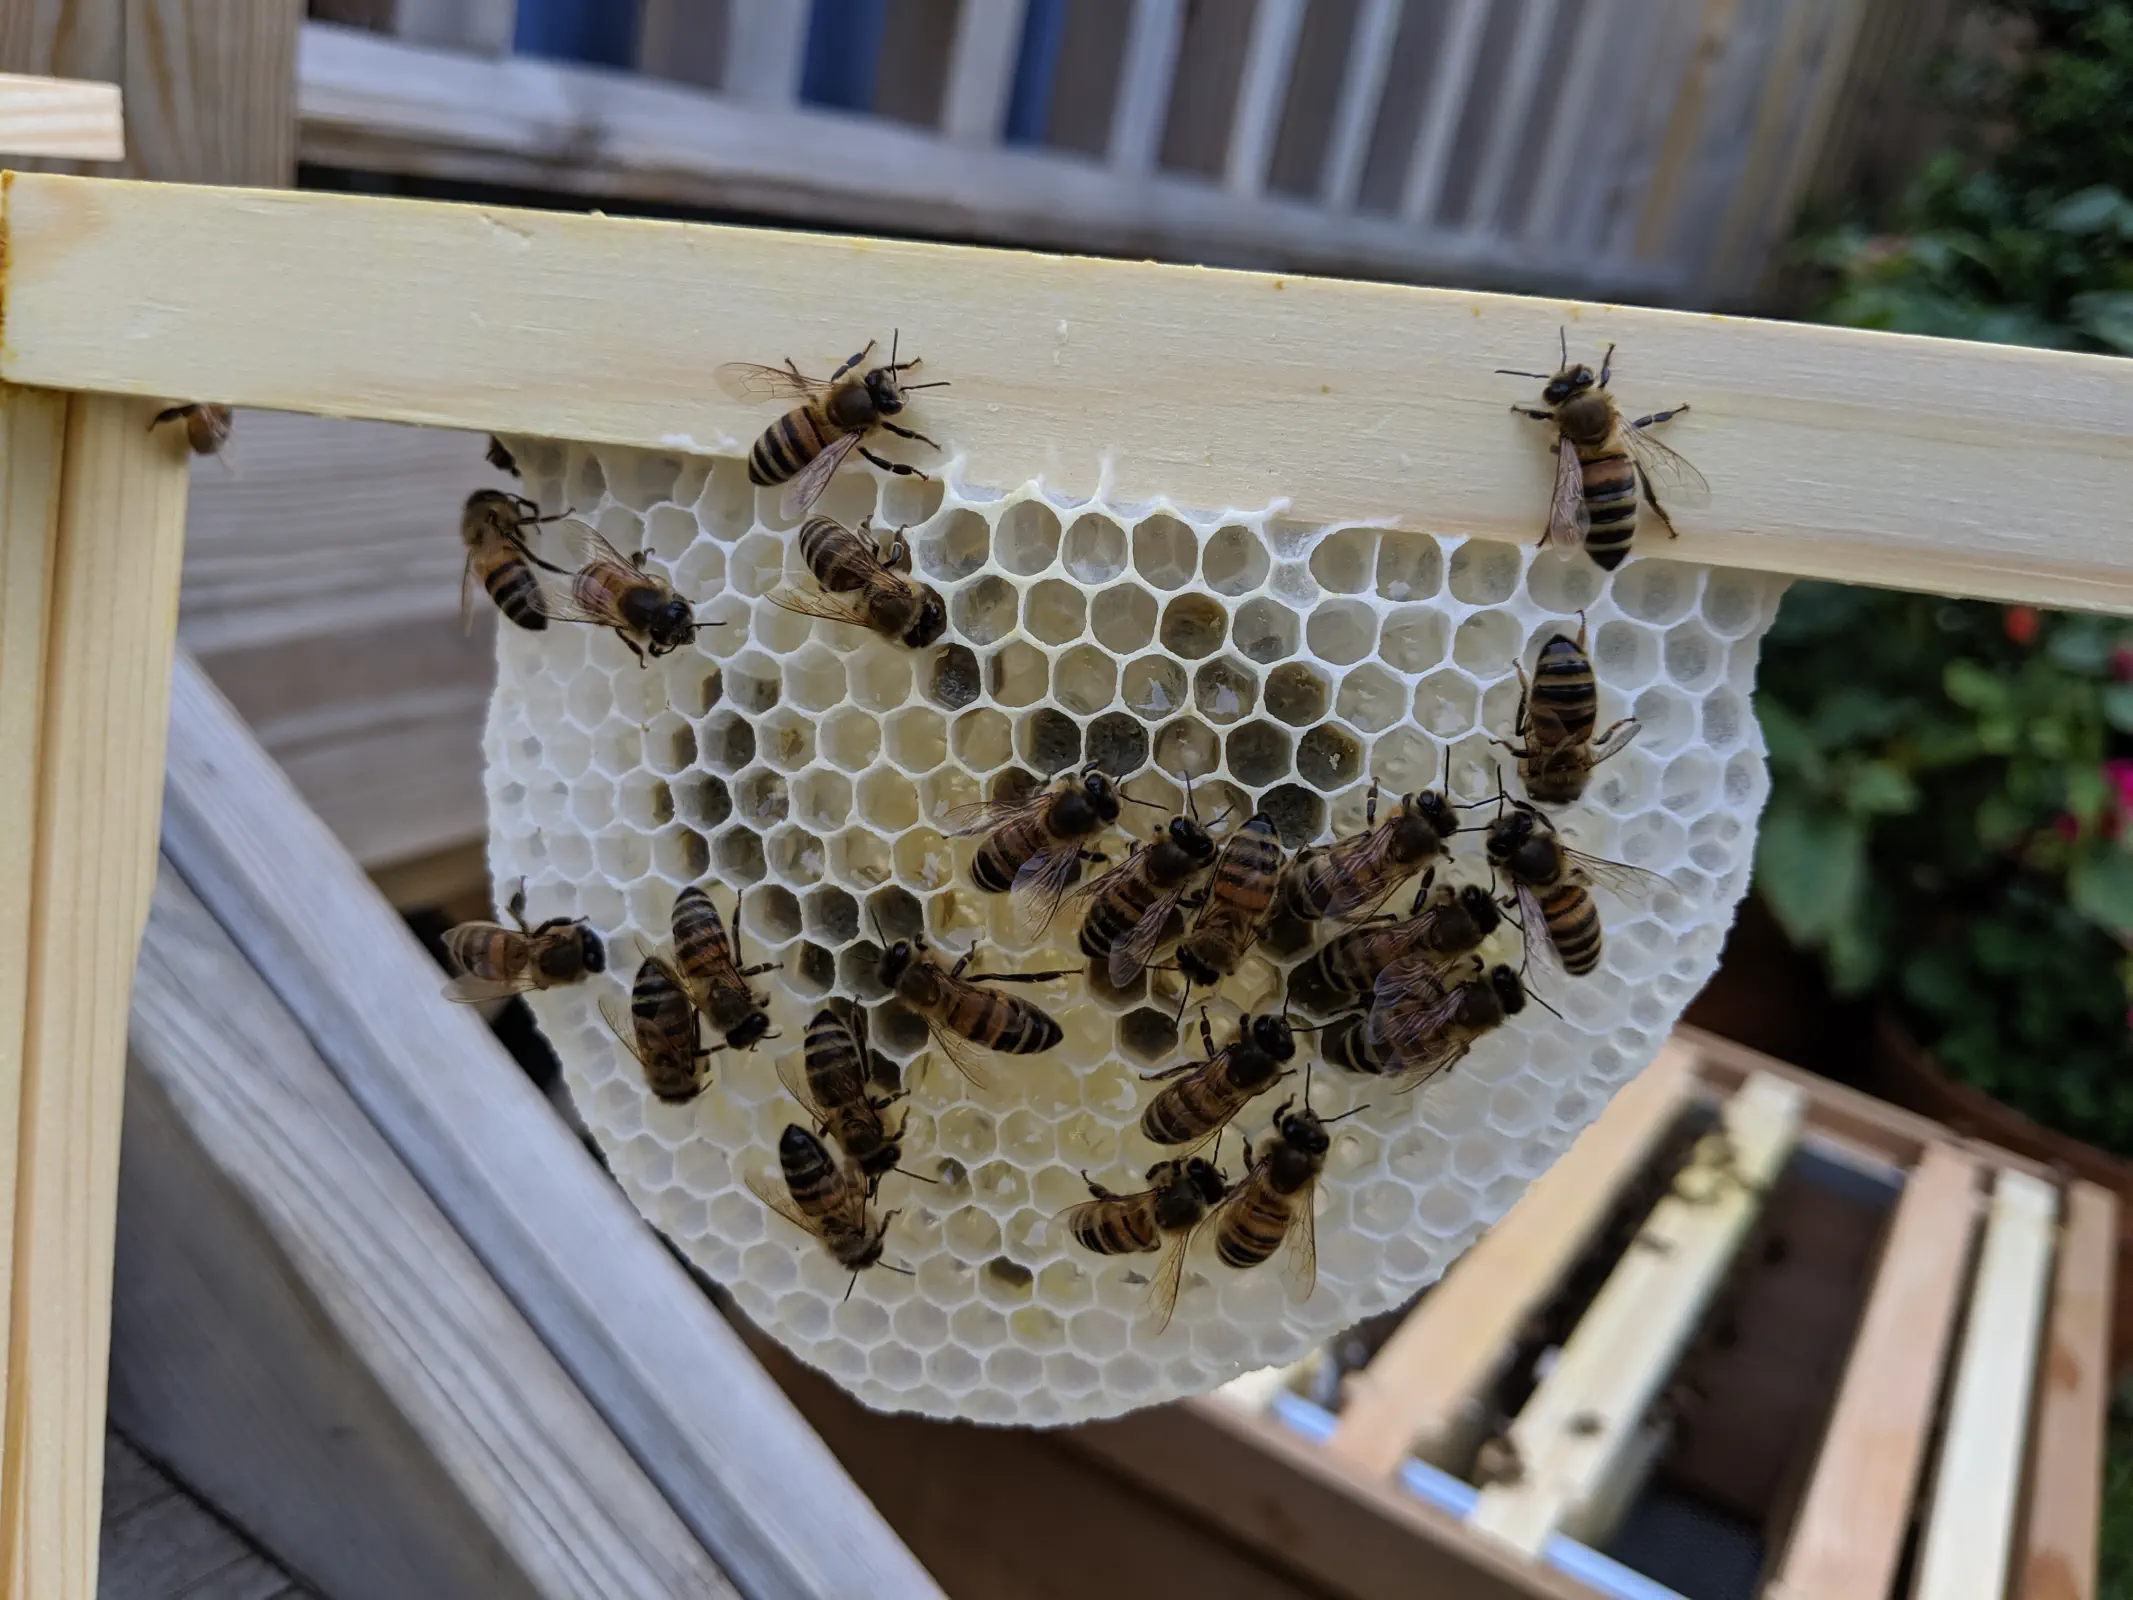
[1,149,2130,1597]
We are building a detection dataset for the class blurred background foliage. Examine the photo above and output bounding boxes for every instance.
[1765,0,2133,1153]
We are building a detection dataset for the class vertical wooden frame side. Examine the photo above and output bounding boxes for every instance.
[1,394,189,1599]
[0,386,66,1485]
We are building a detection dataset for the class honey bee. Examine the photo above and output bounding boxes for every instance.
[1058,1156,1229,1333]
[150,402,232,456]
[1075,794,1219,987]
[1176,813,1287,989]
[949,764,1127,938]
[1203,1095,1356,1303]
[1501,332,1706,571]
[485,434,518,476]
[772,515,947,649]
[545,521,707,665]
[778,1003,907,1191]
[878,930,1065,1090]
[1494,616,1638,805]
[1289,877,1501,1012]
[1140,1010,1299,1151]
[658,885,776,1052]
[717,332,948,520]
[438,880,605,1003]
[460,488,569,633]
[746,1124,904,1295]
[1279,782,1458,924]
[601,956,711,1104]
[1325,956,1527,1090]
[1486,800,1671,976]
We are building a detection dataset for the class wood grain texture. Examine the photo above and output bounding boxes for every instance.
[1327,1042,1698,1477]
[1914,1167,2061,1600]
[117,862,734,1600]
[98,1433,304,1600]
[0,72,121,159]
[157,653,941,1600]
[1469,1072,1805,1555]
[0,386,65,1487]
[13,174,2131,609]
[1763,1143,1981,1600]
[0,2,121,175]
[2018,1181,2114,1600]
[120,1,300,186]
[1,394,188,1600]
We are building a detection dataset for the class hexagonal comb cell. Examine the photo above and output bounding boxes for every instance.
[484,442,1784,1430]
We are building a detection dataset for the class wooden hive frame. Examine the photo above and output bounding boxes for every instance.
[1,159,2131,1598]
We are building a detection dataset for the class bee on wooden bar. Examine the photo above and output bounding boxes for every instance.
[717,331,948,520]
[1140,1010,1299,1152]
[878,929,1066,1090]
[1500,331,1706,570]
[1203,1091,1358,1304]
[460,488,570,633]
[1325,956,1528,1091]
[1075,782,1219,987]
[1493,616,1638,805]
[747,1124,905,1296]
[771,514,947,649]
[439,880,605,1003]
[545,521,709,665]
[1176,813,1286,989]
[779,1003,907,1192]
[660,885,777,1052]
[1059,1155,1230,1333]
[150,402,232,457]
[601,955,712,1104]
[1288,876,1500,1013]
[485,434,519,476]
[1278,782,1457,924]
[948,763,1129,939]
[1485,798,1670,977]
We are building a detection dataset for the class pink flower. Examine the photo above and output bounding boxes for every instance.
[2107,759,2133,814]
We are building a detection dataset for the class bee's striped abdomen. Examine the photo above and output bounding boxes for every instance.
[1577,434,1639,569]
[750,403,840,486]
[1215,1185,1293,1270]
[1528,637,1596,745]
[486,559,548,631]
[1071,1201,1160,1256]
[1541,882,1603,974]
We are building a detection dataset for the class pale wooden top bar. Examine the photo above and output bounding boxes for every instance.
[5,173,2133,612]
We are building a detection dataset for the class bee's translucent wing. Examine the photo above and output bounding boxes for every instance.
[1564,850,1675,903]
[599,994,654,1074]
[940,792,1051,838]
[459,551,481,636]
[775,1049,828,1125]
[780,431,862,522]
[1011,844,1086,941]
[1145,1229,1192,1335]
[440,971,536,1004]
[1543,433,1590,550]
[717,361,826,402]
[1280,1183,1320,1305]
[766,585,874,632]
[1108,887,1189,988]
[1365,979,1468,1068]
[558,517,636,574]
[919,1012,994,1093]
[1624,422,1711,506]
[1509,879,1566,976]
[745,1168,824,1238]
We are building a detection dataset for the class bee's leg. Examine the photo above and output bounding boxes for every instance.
[1512,662,1532,738]
[1080,1172,1120,1199]
[1137,1061,1200,1082]
[858,447,932,480]
[965,967,1072,985]
[1364,777,1380,828]
[624,636,648,667]
[1078,849,1109,865]
[1198,1006,1216,1061]
[1635,461,1681,539]
[738,962,780,977]
[1629,403,1688,431]
[1597,343,1616,389]
[507,879,530,930]
[829,341,875,382]
[1510,405,1553,422]
[1592,718,1641,764]
[878,421,941,450]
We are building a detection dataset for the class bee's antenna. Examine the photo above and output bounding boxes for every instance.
[1322,1103,1370,1126]
[1495,368,1552,379]
[1525,983,1565,1022]
[899,380,951,392]
[889,328,899,368]
[1559,325,1568,367]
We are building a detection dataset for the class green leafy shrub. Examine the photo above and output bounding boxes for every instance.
[1762,0,2133,1152]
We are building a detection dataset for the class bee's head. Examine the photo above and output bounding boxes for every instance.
[879,938,916,987]
[646,598,698,654]
[902,586,949,649]
[1489,963,1527,1015]
[1457,884,1500,936]
[865,365,907,415]
[1081,768,1122,822]
[1184,1157,1228,1206]
[1544,364,1595,406]
[1414,789,1459,837]
[1250,1013,1297,1061]
[1278,1104,1330,1156]
[577,924,609,975]
[1486,808,1535,860]
[860,1141,903,1179]
[726,1010,773,1052]
[1169,815,1217,864]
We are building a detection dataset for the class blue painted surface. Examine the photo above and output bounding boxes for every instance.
[1265,1392,1688,1600]
[802,0,890,111]
[1002,0,1069,146]
[514,0,641,66]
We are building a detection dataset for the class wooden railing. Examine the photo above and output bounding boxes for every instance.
[303,0,1901,307]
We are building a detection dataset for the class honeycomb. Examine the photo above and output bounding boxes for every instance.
[481,438,1783,1425]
